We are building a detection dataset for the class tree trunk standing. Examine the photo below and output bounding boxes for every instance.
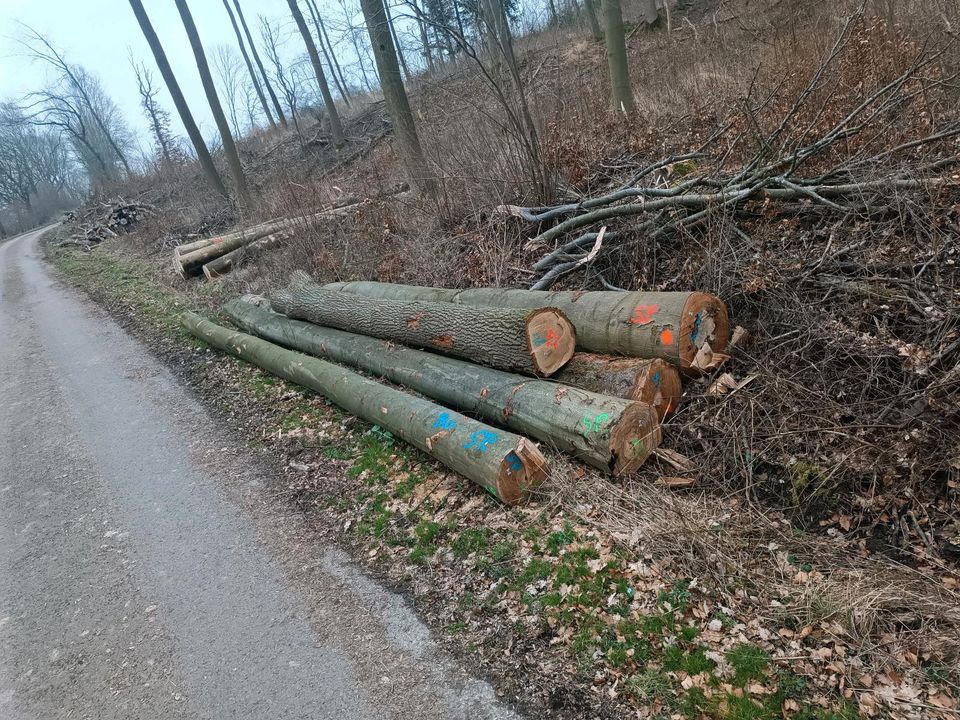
[314,7,353,103]
[233,0,288,128]
[584,0,604,40]
[222,0,276,128]
[602,0,635,113]
[552,354,681,420]
[175,0,252,208]
[286,0,344,145]
[323,282,731,373]
[304,0,352,107]
[413,0,435,73]
[273,272,575,376]
[127,0,229,199]
[547,0,560,25]
[224,299,661,474]
[358,0,434,195]
[181,312,548,504]
[382,1,412,82]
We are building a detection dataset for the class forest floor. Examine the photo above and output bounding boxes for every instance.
[45,0,960,717]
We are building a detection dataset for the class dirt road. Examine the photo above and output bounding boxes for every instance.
[0,227,521,720]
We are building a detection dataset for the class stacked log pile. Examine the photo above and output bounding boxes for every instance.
[60,199,156,246]
[181,276,731,505]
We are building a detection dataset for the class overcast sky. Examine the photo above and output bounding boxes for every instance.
[0,0,346,148]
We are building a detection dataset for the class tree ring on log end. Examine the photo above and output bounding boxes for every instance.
[632,359,682,420]
[524,308,576,376]
[496,438,549,504]
[679,293,730,372]
[608,403,661,476]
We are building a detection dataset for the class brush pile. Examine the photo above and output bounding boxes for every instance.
[182,274,732,504]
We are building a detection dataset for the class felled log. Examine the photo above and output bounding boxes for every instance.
[552,354,681,420]
[202,230,290,280]
[180,312,548,504]
[273,272,576,376]
[223,299,661,474]
[324,282,730,373]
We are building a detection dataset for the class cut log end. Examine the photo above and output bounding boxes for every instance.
[679,293,731,373]
[496,438,549,505]
[608,403,662,476]
[632,358,682,420]
[524,308,576,376]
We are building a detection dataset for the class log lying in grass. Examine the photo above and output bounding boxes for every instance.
[202,230,290,280]
[324,282,730,373]
[272,272,576,376]
[224,299,661,474]
[552,354,681,420]
[180,311,548,504]
[174,198,362,277]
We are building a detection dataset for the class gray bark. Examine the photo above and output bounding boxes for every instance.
[323,281,731,372]
[181,312,548,504]
[222,0,276,128]
[286,0,344,144]
[602,0,635,113]
[273,272,576,376]
[224,299,661,474]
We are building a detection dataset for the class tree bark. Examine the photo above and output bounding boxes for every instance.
[175,0,252,208]
[222,0,276,128]
[224,299,661,474]
[273,272,575,376]
[181,312,548,504]
[358,0,434,195]
[286,0,344,144]
[323,282,730,373]
[128,0,229,199]
[602,0,635,113]
[233,0,288,128]
[383,0,411,82]
[552,354,680,420]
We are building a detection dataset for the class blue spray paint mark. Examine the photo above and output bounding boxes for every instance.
[464,429,497,452]
[532,333,547,346]
[506,452,522,471]
[432,412,457,431]
[652,370,662,387]
[690,313,702,342]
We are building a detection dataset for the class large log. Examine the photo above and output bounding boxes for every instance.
[324,281,730,373]
[223,299,661,474]
[552,354,681,420]
[180,312,548,504]
[272,272,576,376]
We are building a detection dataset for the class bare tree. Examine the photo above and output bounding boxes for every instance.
[175,0,252,208]
[130,59,180,167]
[338,0,379,92]
[359,0,433,194]
[127,0,229,198]
[233,0,288,128]
[602,0,634,113]
[305,0,352,106]
[221,0,276,129]
[212,45,247,138]
[19,27,133,181]
[286,0,344,144]
[259,17,306,139]
[583,0,603,40]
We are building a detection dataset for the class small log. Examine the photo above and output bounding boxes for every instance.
[552,354,681,420]
[272,272,576,376]
[223,299,661,474]
[180,312,548,504]
[324,282,730,373]
[202,230,290,280]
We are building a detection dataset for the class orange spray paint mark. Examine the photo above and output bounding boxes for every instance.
[660,328,674,346]
[630,304,660,325]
